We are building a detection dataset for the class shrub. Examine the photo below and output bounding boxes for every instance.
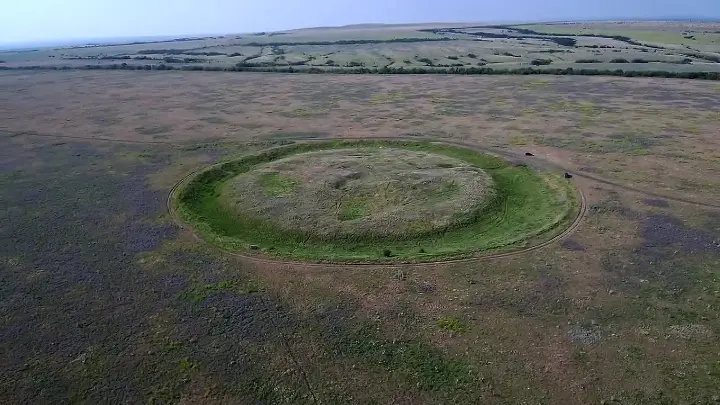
[681,52,720,63]
[417,57,433,65]
[383,249,392,257]
[609,58,629,63]
[631,58,650,63]
[530,59,553,66]
[575,59,602,63]
[550,37,577,47]
[438,317,467,333]
[467,53,477,58]
[447,55,459,60]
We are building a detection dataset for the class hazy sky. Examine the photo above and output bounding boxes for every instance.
[1,0,719,44]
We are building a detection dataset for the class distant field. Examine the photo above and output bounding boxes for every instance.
[2,21,720,78]
[518,22,720,47]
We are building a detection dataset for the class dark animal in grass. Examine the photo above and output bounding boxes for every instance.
[525,152,534,156]
[564,173,573,179]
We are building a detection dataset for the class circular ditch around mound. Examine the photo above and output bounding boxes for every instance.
[173,140,581,263]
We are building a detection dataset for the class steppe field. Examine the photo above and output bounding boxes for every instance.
[2,21,720,76]
[1,67,719,404]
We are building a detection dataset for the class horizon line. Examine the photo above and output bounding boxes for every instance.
[1,16,718,50]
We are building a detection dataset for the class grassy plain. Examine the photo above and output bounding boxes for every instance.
[0,70,719,404]
[2,21,720,75]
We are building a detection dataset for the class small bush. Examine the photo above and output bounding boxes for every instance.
[631,58,650,63]
[531,59,553,66]
[609,58,629,63]
[467,53,477,58]
[576,59,602,63]
[417,57,433,65]
[383,249,393,257]
[447,55,458,60]
[438,317,467,333]
[550,37,577,47]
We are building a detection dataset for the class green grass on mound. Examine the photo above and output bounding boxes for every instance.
[175,140,579,262]
[257,171,298,197]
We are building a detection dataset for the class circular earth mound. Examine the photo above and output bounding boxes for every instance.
[174,140,580,263]
[221,148,495,240]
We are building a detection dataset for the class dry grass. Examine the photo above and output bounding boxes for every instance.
[1,70,718,404]
[0,71,717,209]
[223,147,493,239]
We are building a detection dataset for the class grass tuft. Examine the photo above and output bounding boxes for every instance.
[257,172,297,197]
[437,317,467,333]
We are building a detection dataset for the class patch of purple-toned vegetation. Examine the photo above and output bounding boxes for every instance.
[195,292,293,341]
[642,198,670,208]
[0,139,189,402]
[560,239,586,251]
[160,274,189,297]
[417,282,436,293]
[602,213,719,296]
[174,291,298,385]
[642,214,719,255]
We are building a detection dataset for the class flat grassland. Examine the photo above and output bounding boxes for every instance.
[2,21,720,76]
[1,70,719,404]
